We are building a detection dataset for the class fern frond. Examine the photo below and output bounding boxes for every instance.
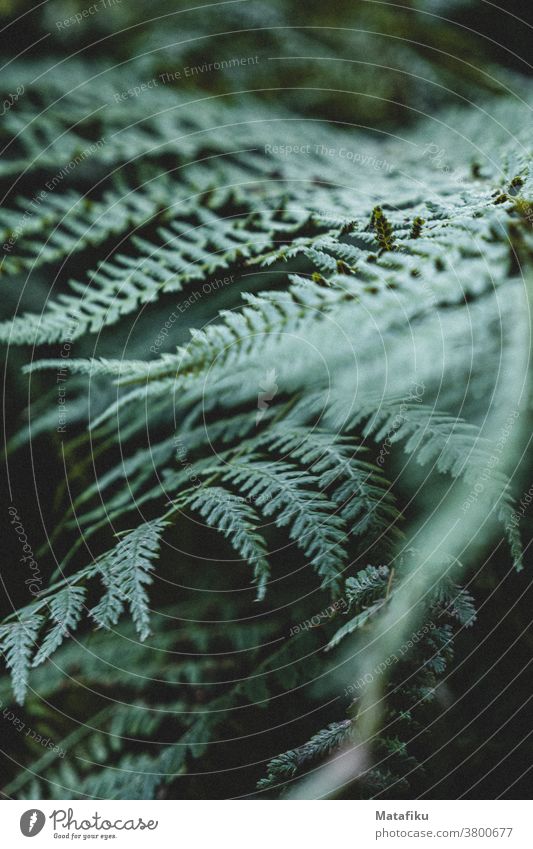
[180,486,270,601]
[32,586,87,667]
[91,519,168,641]
[346,400,523,569]
[258,720,353,790]
[220,459,348,592]
[0,614,43,704]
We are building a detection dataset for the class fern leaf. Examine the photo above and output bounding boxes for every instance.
[183,486,270,601]
[0,614,43,703]
[32,586,87,667]
[90,519,168,641]
[221,459,348,592]
[258,720,353,790]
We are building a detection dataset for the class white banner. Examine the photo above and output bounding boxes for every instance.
[0,800,530,847]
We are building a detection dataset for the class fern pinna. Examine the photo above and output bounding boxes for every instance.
[0,0,532,801]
